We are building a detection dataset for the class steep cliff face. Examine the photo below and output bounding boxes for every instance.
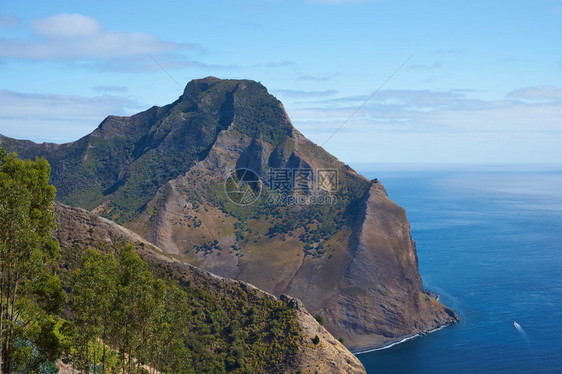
[53,202,366,373]
[1,77,457,352]
[319,183,458,349]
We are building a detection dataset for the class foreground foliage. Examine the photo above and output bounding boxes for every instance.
[0,147,302,373]
[62,242,301,374]
[0,147,65,374]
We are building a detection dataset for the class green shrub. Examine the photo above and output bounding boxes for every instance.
[314,315,324,326]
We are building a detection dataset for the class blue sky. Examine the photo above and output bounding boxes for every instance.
[0,0,561,164]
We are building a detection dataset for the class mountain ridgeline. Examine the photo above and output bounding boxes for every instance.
[0,77,458,351]
[0,78,294,224]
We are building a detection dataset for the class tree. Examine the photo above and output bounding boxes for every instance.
[312,335,320,345]
[112,244,166,374]
[313,314,324,326]
[0,147,63,373]
[70,249,118,373]
[152,285,194,374]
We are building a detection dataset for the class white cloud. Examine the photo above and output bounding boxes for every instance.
[32,13,102,38]
[324,129,562,164]
[0,89,140,143]
[284,88,562,163]
[0,13,192,61]
[507,86,562,100]
[291,89,562,133]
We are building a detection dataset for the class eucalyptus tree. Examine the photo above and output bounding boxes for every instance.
[0,147,64,373]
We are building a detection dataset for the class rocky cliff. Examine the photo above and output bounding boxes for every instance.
[1,77,458,351]
[322,182,458,349]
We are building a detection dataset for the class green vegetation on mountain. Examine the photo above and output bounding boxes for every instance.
[199,163,370,258]
[52,201,366,374]
[0,147,311,374]
[62,242,301,374]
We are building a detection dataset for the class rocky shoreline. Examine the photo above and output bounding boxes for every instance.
[352,320,456,355]
[352,289,458,355]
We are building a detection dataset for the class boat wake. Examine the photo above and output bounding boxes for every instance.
[514,321,536,356]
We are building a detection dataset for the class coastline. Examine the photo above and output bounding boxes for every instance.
[352,324,449,356]
[352,288,455,355]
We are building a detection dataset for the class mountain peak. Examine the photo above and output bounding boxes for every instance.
[183,75,223,93]
[181,76,266,101]
[0,77,298,222]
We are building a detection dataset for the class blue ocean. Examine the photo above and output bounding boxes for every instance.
[354,165,562,374]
